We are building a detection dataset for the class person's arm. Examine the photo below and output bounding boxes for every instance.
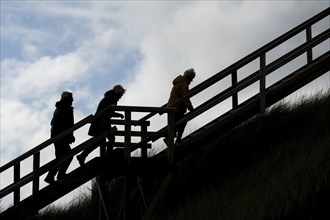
[112,112,124,119]
[180,84,194,111]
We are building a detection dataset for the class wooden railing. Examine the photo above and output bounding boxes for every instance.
[135,7,330,142]
[0,105,176,207]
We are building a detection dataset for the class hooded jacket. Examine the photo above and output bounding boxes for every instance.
[51,100,74,143]
[88,90,122,136]
[167,75,193,113]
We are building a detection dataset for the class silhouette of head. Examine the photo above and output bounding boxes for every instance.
[113,85,126,99]
[61,91,73,104]
[183,68,196,83]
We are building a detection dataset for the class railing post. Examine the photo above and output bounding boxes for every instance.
[231,70,238,108]
[167,112,175,168]
[259,53,266,113]
[124,110,132,168]
[32,152,40,197]
[32,152,40,216]
[124,110,131,220]
[13,162,20,205]
[97,179,109,220]
[306,25,313,64]
[140,123,148,158]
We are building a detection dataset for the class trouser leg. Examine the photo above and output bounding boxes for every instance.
[46,142,62,178]
[174,111,186,143]
[106,134,115,154]
[80,138,101,158]
[176,122,186,143]
[46,164,58,178]
[56,142,72,176]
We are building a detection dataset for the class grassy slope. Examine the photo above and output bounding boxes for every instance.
[31,91,330,220]
[155,91,330,220]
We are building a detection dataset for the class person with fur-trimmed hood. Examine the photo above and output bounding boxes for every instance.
[165,68,196,144]
[76,85,126,166]
[45,91,75,184]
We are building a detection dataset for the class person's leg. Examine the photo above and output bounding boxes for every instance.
[77,137,105,165]
[80,141,98,158]
[174,111,186,144]
[106,134,115,154]
[164,111,186,145]
[45,142,61,183]
[57,143,73,179]
[175,122,186,144]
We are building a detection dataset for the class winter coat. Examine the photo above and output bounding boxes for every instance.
[88,90,122,136]
[50,100,74,143]
[167,75,193,113]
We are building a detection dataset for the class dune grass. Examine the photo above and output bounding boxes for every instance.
[154,90,330,220]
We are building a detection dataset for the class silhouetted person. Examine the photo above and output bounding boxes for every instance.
[165,68,195,144]
[45,91,75,184]
[76,85,126,166]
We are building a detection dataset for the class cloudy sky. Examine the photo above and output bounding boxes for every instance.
[1,0,329,208]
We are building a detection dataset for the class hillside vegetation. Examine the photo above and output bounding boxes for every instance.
[33,91,330,220]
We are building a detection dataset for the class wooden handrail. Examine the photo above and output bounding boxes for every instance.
[134,27,330,145]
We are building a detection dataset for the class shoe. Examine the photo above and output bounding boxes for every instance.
[44,175,55,184]
[76,154,85,166]
[57,173,67,180]
[175,139,182,145]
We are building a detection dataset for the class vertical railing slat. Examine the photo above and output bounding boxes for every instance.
[32,152,40,197]
[32,152,40,216]
[13,162,20,205]
[167,112,175,168]
[140,123,148,158]
[259,53,266,113]
[124,110,132,220]
[231,70,238,108]
[306,26,313,64]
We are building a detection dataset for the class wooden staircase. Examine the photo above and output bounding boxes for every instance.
[0,7,329,220]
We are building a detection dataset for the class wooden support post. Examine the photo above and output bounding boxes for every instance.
[259,53,266,113]
[32,152,40,216]
[32,152,40,197]
[124,110,132,167]
[141,123,148,158]
[167,112,175,168]
[124,110,132,220]
[13,162,20,205]
[98,132,106,220]
[97,179,110,220]
[306,26,313,64]
[231,70,238,108]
